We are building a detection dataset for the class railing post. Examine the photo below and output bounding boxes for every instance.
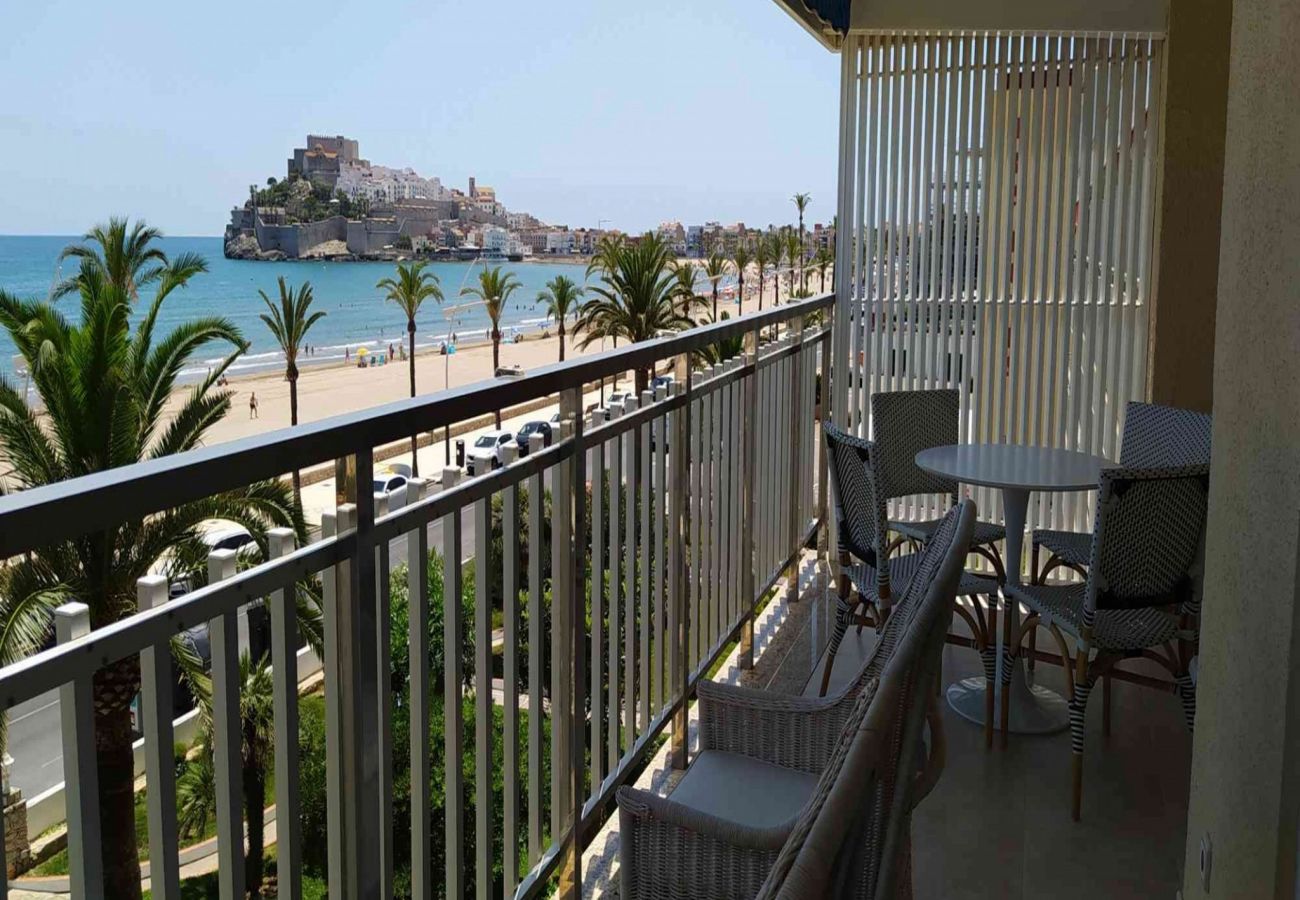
[266,527,301,900]
[405,477,432,900]
[671,355,693,769]
[739,327,760,669]
[441,467,464,899]
[138,574,180,900]
[474,475,492,900]
[341,448,381,899]
[787,319,807,603]
[818,325,834,566]
[321,507,347,897]
[55,602,101,900]
[208,547,244,900]
[558,386,588,898]
[374,489,394,900]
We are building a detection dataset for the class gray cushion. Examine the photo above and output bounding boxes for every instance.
[670,750,818,830]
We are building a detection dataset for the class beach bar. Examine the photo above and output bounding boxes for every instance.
[0,0,1297,897]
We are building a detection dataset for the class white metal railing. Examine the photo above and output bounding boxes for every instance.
[0,293,831,899]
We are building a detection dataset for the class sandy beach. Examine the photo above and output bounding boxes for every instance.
[183,267,825,448]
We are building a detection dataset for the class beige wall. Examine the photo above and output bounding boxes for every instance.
[1181,0,1300,894]
[1147,0,1232,413]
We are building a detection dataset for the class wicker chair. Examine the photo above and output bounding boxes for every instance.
[1005,464,1209,820]
[1031,401,1212,582]
[820,423,999,741]
[871,389,1007,579]
[616,502,976,900]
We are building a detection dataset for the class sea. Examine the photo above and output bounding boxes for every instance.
[0,235,591,381]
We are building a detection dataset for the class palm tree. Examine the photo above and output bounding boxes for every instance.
[0,221,304,899]
[460,266,521,426]
[703,248,729,321]
[768,231,786,303]
[376,262,443,474]
[792,193,811,290]
[576,232,693,394]
[814,246,834,292]
[177,652,275,898]
[537,275,584,362]
[752,237,772,314]
[694,311,745,368]
[259,277,325,502]
[52,217,168,301]
[671,260,703,317]
[731,242,752,313]
[785,228,803,298]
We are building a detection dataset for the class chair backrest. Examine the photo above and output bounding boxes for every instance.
[824,422,887,569]
[756,501,976,900]
[1119,401,1213,468]
[870,389,960,503]
[1085,464,1211,617]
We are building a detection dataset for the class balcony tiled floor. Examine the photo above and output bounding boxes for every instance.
[585,559,1192,898]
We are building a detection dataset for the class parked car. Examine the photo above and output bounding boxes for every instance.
[203,524,255,555]
[516,420,553,455]
[372,468,409,510]
[465,430,515,475]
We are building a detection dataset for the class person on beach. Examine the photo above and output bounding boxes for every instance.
[249,392,259,419]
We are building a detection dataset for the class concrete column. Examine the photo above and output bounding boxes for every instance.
[1146,0,1233,413]
[1181,0,1300,895]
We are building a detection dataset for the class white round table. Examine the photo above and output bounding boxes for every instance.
[915,443,1111,734]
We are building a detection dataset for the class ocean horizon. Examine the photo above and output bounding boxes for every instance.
[0,235,591,381]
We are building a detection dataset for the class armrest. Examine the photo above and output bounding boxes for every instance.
[617,785,789,900]
[697,676,877,774]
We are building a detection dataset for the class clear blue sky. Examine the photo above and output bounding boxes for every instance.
[1,0,839,237]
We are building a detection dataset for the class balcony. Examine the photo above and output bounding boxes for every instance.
[0,295,832,898]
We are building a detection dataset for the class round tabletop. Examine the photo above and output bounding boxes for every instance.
[915,443,1111,493]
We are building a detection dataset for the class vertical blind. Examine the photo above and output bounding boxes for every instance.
[834,31,1165,535]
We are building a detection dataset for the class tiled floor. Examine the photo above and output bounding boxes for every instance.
[585,565,1193,898]
[779,585,1192,899]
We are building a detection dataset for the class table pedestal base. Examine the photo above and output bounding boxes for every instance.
[946,669,1069,735]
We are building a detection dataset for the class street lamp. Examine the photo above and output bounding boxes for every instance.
[441,301,477,464]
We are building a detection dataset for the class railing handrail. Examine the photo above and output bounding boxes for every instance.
[0,293,831,558]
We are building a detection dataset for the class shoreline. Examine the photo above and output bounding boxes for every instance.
[163,268,822,450]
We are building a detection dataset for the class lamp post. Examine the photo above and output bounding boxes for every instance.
[441,301,476,465]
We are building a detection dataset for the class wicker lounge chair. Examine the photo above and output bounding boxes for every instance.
[615,501,976,900]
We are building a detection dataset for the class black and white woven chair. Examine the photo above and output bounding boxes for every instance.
[822,424,999,745]
[871,389,1007,582]
[1004,463,1209,820]
[1031,401,1212,582]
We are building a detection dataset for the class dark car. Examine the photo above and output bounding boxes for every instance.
[516,420,553,455]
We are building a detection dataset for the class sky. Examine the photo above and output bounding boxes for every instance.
[0,0,839,237]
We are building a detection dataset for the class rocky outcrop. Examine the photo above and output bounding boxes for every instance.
[224,232,287,261]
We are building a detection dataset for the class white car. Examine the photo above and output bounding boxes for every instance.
[465,430,515,475]
[373,470,410,510]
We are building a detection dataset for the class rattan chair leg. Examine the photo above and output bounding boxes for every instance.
[985,595,998,749]
[999,598,1015,749]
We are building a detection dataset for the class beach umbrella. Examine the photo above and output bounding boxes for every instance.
[356,347,369,356]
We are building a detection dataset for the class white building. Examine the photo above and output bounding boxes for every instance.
[545,230,575,254]
[482,226,510,253]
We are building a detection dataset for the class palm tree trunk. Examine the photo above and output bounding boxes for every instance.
[408,325,419,476]
[97,700,143,899]
[712,286,718,322]
[492,332,502,428]
[289,377,301,505]
[244,748,266,898]
[558,324,566,362]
